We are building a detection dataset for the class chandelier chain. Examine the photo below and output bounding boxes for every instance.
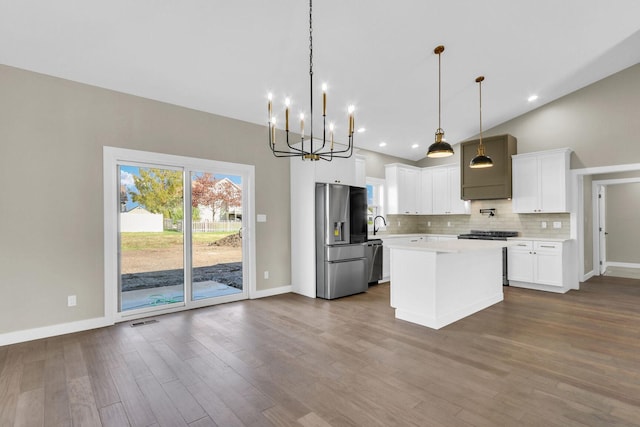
[309,0,314,144]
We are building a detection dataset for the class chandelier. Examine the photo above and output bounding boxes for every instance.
[267,0,355,161]
[426,45,454,158]
[469,76,494,168]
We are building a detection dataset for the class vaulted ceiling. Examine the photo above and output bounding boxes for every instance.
[2,0,639,160]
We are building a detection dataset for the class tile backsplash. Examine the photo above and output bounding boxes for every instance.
[383,199,570,238]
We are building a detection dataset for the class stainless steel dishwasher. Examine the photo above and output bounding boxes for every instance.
[365,239,383,284]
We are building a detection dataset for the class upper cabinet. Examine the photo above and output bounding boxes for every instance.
[512,148,572,213]
[460,134,517,200]
[431,164,469,215]
[354,155,366,187]
[385,164,421,214]
[314,154,357,186]
[420,168,434,214]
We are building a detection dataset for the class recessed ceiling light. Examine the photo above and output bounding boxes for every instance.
[379,142,387,147]
[528,95,539,102]
[411,143,419,149]
[357,127,366,133]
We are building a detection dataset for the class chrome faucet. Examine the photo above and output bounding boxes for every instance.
[373,215,387,235]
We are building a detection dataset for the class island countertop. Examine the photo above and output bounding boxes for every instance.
[385,239,514,254]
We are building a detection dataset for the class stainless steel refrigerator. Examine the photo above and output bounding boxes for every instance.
[315,183,368,299]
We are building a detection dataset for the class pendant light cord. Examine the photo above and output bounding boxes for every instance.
[309,0,313,148]
[478,78,483,144]
[438,50,441,131]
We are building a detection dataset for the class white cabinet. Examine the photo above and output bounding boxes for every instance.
[354,155,366,187]
[508,239,574,292]
[385,164,421,214]
[290,154,358,298]
[314,154,356,185]
[420,168,433,214]
[512,148,572,213]
[431,165,469,215]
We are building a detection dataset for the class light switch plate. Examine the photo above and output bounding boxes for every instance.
[553,221,562,229]
[257,214,267,222]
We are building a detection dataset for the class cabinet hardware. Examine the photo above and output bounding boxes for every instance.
[540,245,555,248]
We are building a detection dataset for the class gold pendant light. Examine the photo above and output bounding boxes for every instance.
[469,76,493,168]
[427,45,454,158]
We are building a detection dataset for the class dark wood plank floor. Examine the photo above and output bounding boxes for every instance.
[2,276,640,426]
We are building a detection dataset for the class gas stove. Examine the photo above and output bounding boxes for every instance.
[457,230,518,241]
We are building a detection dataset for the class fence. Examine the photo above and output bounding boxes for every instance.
[164,219,242,233]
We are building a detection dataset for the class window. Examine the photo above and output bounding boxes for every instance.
[366,177,385,232]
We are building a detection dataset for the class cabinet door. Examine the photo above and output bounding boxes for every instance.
[398,167,419,214]
[448,166,468,214]
[431,167,449,214]
[315,155,356,185]
[538,154,566,212]
[512,156,539,213]
[507,247,534,282]
[533,242,563,286]
[420,169,433,214]
[354,156,366,187]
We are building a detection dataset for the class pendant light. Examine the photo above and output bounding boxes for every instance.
[427,45,454,158]
[469,76,493,168]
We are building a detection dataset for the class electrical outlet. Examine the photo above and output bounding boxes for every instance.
[553,221,562,229]
[447,221,451,227]
[264,271,269,279]
[397,221,401,227]
[541,221,547,228]
[68,295,77,307]
[427,221,431,227]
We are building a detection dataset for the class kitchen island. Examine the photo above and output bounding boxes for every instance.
[387,239,511,329]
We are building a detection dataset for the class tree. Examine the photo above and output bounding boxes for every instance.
[129,168,183,219]
[192,174,242,221]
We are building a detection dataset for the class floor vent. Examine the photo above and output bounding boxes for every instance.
[130,319,158,327]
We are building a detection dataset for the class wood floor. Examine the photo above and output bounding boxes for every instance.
[2,276,640,426]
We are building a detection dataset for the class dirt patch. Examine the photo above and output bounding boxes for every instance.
[209,233,242,247]
[121,243,241,274]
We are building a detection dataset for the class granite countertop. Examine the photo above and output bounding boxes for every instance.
[385,239,514,254]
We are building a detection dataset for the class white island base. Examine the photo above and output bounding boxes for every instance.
[388,240,507,329]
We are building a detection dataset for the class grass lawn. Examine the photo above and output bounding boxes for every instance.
[121,231,234,250]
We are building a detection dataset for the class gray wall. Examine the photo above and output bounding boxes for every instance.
[0,65,291,334]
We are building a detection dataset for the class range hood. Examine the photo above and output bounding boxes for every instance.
[460,134,517,200]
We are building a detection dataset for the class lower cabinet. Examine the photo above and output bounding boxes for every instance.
[507,240,571,292]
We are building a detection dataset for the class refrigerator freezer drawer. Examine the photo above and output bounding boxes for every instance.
[325,244,366,261]
[318,258,368,299]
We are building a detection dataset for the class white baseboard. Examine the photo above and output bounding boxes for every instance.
[0,316,114,347]
[251,285,292,299]
[606,262,640,269]
[2,286,293,346]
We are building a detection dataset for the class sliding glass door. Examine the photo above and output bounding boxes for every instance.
[190,170,243,302]
[106,148,253,321]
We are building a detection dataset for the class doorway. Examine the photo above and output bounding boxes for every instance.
[592,177,640,279]
[105,147,255,322]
